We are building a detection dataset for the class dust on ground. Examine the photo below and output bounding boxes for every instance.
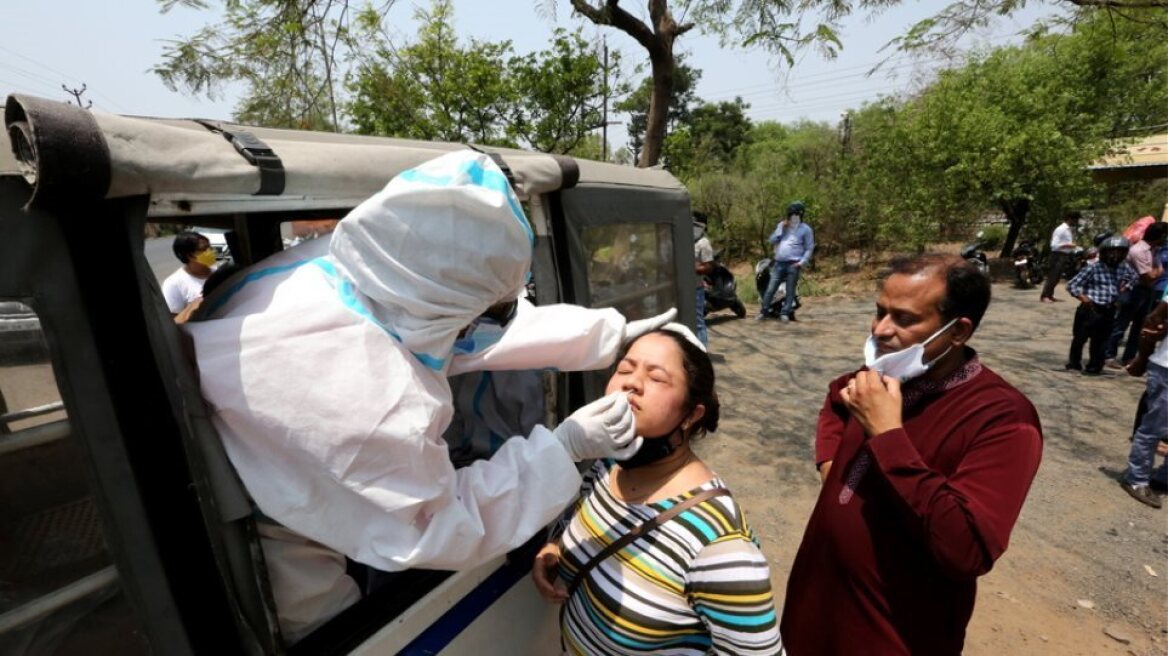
[695,280,1168,656]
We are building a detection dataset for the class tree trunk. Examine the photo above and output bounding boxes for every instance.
[639,48,674,168]
[999,198,1030,258]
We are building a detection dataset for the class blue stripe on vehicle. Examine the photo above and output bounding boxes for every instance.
[398,159,533,245]
[310,258,447,371]
[397,557,531,655]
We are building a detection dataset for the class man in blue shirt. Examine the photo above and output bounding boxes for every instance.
[758,200,815,322]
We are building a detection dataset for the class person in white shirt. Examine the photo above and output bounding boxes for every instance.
[693,212,715,346]
[184,151,674,642]
[161,231,215,314]
[1040,210,1081,302]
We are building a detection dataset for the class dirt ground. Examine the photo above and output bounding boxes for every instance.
[695,279,1168,655]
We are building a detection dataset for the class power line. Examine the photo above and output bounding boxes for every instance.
[0,45,132,113]
[697,31,1024,107]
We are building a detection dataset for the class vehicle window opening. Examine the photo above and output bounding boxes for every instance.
[0,300,149,655]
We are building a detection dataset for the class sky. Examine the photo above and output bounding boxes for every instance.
[0,1,1059,151]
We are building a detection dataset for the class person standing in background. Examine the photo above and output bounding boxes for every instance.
[693,212,715,347]
[758,201,815,323]
[1040,211,1081,302]
[1106,222,1166,368]
[161,231,215,316]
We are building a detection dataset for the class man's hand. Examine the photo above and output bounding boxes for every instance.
[624,308,678,344]
[839,370,903,437]
[531,543,568,603]
[818,460,833,484]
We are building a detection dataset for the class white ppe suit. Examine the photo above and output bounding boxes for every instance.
[184,152,646,641]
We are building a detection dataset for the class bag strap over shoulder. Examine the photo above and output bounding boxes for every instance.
[565,486,730,599]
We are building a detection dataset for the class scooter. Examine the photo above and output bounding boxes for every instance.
[960,231,989,276]
[703,255,747,319]
[754,257,802,319]
[1012,239,1043,288]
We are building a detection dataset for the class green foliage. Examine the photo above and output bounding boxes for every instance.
[347,0,514,144]
[684,10,1167,266]
[976,224,1009,251]
[507,30,627,153]
[152,0,384,129]
[347,2,621,153]
[665,97,753,177]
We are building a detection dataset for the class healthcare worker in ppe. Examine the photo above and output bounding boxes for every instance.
[184,151,675,642]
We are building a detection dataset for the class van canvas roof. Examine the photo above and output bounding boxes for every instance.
[3,93,682,218]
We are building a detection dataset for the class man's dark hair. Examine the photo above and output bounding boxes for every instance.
[1143,222,1167,244]
[172,231,207,264]
[886,253,992,330]
[1065,210,1082,223]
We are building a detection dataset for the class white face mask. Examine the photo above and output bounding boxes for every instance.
[863,317,959,383]
[788,215,801,227]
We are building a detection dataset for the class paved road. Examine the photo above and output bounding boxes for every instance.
[144,236,177,284]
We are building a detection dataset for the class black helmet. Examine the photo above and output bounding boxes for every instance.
[1100,235,1130,253]
[1092,231,1113,247]
[787,201,806,217]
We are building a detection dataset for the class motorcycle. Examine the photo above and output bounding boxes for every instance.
[960,231,989,276]
[754,258,802,319]
[1011,239,1043,288]
[702,254,747,319]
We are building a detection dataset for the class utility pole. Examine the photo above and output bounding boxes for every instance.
[61,83,92,109]
[601,37,609,162]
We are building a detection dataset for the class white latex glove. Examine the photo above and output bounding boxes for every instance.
[624,308,678,344]
[553,392,642,462]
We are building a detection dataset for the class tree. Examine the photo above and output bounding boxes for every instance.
[348,2,623,152]
[663,97,753,176]
[153,0,393,130]
[889,10,1168,256]
[347,0,514,144]
[615,60,701,163]
[559,0,1165,170]
[507,30,628,153]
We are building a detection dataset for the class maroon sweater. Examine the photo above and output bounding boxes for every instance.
[780,357,1043,655]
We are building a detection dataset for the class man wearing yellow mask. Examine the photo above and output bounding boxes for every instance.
[162,231,216,316]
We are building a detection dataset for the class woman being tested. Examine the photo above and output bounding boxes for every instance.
[532,325,782,655]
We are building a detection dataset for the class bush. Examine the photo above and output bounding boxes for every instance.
[976,224,1008,251]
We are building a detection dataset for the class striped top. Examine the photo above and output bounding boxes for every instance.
[556,460,782,655]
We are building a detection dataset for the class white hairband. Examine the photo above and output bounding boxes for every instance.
[659,322,707,353]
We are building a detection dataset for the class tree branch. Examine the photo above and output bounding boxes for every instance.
[1066,0,1168,6]
[570,0,657,50]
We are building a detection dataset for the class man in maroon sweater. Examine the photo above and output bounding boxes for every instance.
[780,253,1043,655]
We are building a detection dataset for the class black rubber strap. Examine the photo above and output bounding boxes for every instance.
[565,486,730,600]
[194,120,285,195]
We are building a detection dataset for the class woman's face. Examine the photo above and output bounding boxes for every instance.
[606,333,699,437]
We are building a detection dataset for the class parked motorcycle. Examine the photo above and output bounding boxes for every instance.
[703,253,747,319]
[754,258,802,319]
[1011,239,1043,288]
[960,231,989,276]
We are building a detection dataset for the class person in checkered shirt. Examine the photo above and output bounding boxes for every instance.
[1066,235,1138,375]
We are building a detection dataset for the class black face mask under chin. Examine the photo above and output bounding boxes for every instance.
[617,419,687,470]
